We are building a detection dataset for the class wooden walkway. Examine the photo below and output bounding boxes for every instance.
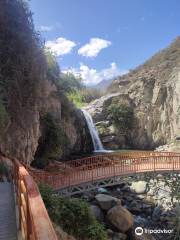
[0,182,17,240]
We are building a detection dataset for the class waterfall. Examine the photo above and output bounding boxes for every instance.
[82,109,105,152]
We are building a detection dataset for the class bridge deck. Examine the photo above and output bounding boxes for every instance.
[0,182,17,240]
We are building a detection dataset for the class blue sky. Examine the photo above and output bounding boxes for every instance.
[29,0,180,85]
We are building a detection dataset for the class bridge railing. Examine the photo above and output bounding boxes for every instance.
[45,151,180,175]
[56,151,180,170]
[9,157,58,240]
[27,153,180,191]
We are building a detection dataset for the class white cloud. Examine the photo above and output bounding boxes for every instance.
[63,62,128,85]
[78,38,111,58]
[45,37,76,56]
[39,25,54,32]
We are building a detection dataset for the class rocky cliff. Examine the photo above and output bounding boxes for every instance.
[0,0,93,165]
[0,77,93,164]
[86,37,180,150]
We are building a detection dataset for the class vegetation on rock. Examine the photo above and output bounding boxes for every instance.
[58,72,102,108]
[108,101,134,133]
[0,0,46,116]
[0,0,47,162]
[33,113,69,168]
[39,184,107,240]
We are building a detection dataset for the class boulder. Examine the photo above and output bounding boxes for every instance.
[90,205,104,222]
[130,181,148,194]
[95,194,121,211]
[107,229,114,239]
[121,184,131,192]
[152,206,162,220]
[127,200,142,214]
[107,205,134,233]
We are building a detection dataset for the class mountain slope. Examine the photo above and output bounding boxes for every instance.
[95,78,114,91]
[86,37,180,150]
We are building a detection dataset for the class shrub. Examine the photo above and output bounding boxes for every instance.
[39,183,60,219]
[56,198,107,240]
[45,50,60,84]
[80,88,102,103]
[0,0,46,119]
[60,72,83,93]
[108,102,133,133]
[59,73,102,108]
[33,113,69,168]
[66,90,86,108]
[85,222,107,240]
[38,183,54,209]
[39,184,107,240]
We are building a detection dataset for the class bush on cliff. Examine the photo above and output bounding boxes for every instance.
[59,72,102,108]
[33,113,69,168]
[108,102,133,133]
[39,184,107,240]
[0,0,46,119]
[66,90,85,108]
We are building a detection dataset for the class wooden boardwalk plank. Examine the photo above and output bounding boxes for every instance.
[0,182,17,240]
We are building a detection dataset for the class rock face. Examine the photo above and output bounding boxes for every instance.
[107,205,134,233]
[85,37,180,150]
[0,79,93,164]
[156,139,180,152]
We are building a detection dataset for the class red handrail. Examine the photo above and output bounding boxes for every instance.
[0,156,58,240]
[27,152,180,191]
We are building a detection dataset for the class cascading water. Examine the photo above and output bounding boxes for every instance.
[82,109,105,152]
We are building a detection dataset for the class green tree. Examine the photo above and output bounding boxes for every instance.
[60,72,83,93]
[108,102,134,133]
[45,50,60,84]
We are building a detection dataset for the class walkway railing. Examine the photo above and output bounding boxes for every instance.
[0,155,58,240]
[27,152,180,191]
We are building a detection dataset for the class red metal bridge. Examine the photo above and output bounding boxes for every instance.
[1,151,180,239]
[28,151,180,195]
